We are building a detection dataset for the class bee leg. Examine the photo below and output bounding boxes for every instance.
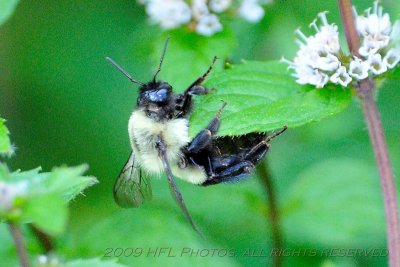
[186,102,227,153]
[244,141,270,165]
[155,136,203,238]
[201,160,255,186]
[243,126,288,164]
[185,56,217,91]
[177,57,218,117]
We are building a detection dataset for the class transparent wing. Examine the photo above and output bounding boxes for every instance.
[113,152,152,208]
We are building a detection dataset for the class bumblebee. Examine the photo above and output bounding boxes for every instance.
[108,38,286,236]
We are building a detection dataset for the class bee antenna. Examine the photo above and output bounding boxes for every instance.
[106,57,145,86]
[153,36,170,83]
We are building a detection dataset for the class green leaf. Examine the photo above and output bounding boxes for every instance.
[0,118,13,156]
[44,165,98,201]
[155,28,236,90]
[12,165,98,201]
[65,258,128,267]
[189,61,352,136]
[0,165,96,226]
[0,163,10,181]
[22,194,68,236]
[390,66,400,79]
[281,158,386,248]
[0,0,19,26]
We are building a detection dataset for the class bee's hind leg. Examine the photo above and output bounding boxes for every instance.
[200,127,288,186]
[243,126,288,164]
[201,160,255,186]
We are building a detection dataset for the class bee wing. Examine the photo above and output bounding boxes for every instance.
[113,152,152,208]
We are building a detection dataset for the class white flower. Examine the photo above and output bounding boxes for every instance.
[196,14,223,36]
[354,1,396,56]
[191,0,209,20]
[239,0,265,23]
[348,57,370,80]
[210,0,232,13]
[0,181,28,211]
[286,1,400,89]
[283,12,343,89]
[330,66,352,87]
[138,0,272,36]
[308,70,330,88]
[315,51,340,71]
[368,53,387,75]
[146,0,191,29]
[383,48,400,69]
[309,13,341,54]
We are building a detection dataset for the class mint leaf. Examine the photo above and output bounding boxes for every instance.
[1,165,96,228]
[22,194,67,236]
[0,118,13,156]
[44,165,98,201]
[391,66,400,79]
[0,0,19,26]
[189,61,352,136]
[12,165,97,201]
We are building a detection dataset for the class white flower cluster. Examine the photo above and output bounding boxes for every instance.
[139,0,272,36]
[283,2,400,89]
[0,180,27,211]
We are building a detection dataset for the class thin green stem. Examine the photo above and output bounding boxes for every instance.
[338,1,400,266]
[257,162,283,267]
[8,223,30,267]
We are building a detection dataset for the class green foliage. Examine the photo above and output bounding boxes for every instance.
[282,158,385,248]
[0,1,399,266]
[0,118,13,155]
[23,194,67,236]
[1,165,97,236]
[390,67,400,80]
[65,258,129,267]
[156,28,236,90]
[71,208,241,267]
[190,61,352,136]
[0,0,19,26]
[11,165,97,201]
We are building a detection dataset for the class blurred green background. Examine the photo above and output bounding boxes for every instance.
[1,0,400,266]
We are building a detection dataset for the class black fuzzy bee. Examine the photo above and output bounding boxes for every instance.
[107,38,286,236]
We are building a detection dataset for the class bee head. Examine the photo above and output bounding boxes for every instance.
[107,37,173,119]
[138,81,172,105]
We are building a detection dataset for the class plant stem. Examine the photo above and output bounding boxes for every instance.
[8,223,30,267]
[29,224,54,253]
[257,162,283,267]
[338,1,400,266]
[358,80,400,266]
[338,0,360,56]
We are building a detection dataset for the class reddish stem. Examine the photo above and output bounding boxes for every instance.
[8,223,30,267]
[338,1,400,266]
